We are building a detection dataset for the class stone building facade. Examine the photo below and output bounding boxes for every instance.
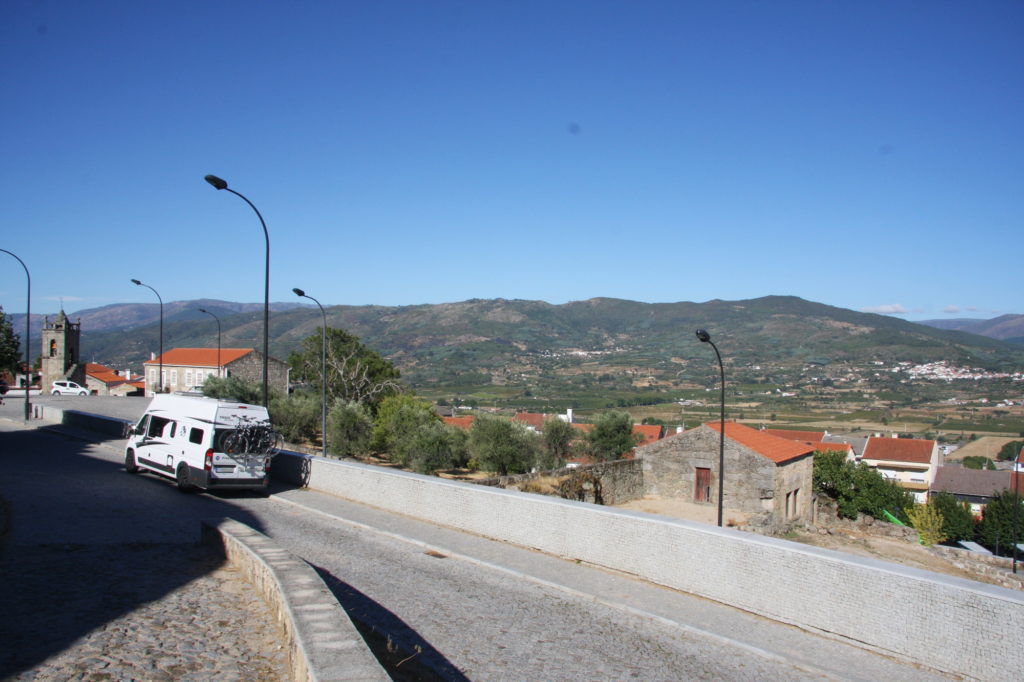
[143,347,289,397]
[637,422,815,528]
[40,310,85,390]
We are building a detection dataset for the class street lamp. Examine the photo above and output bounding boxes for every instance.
[1,248,31,420]
[696,329,726,527]
[293,288,327,457]
[198,308,222,380]
[204,174,270,407]
[132,279,163,394]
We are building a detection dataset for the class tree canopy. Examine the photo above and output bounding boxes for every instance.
[583,411,638,461]
[288,328,401,411]
[812,450,916,522]
[469,414,541,475]
[0,306,21,373]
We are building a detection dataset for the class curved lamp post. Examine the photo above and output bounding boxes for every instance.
[1,248,31,420]
[132,279,163,394]
[696,329,726,527]
[198,308,222,380]
[204,174,270,407]
[293,288,327,457]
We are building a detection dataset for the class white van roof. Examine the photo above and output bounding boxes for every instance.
[145,394,270,426]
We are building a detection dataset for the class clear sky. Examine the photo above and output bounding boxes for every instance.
[1,1,1021,322]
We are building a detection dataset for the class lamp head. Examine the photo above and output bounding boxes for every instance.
[695,329,711,343]
[292,287,305,297]
[204,174,228,190]
[198,308,208,314]
[131,279,142,286]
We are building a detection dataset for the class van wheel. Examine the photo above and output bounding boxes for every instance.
[175,463,194,492]
[125,450,139,474]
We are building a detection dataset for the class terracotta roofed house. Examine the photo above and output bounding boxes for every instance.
[861,437,939,503]
[637,421,815,527]
[143,348,289,396]
[762,428,825,444]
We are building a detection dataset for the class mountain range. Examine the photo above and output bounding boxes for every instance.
[10,296,1023,391]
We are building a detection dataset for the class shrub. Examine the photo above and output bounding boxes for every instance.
[469,414,541,475]
[907,503,947,546]
[327,400,373,458]
[269,391,319,444]
[928,491,976,543]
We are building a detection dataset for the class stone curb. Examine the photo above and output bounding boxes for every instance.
[201,518,389,682]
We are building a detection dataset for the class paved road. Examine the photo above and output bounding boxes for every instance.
[0,408,956,680]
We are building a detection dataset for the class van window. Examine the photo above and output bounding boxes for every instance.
[147,416,175,439]
[189,427,204,445]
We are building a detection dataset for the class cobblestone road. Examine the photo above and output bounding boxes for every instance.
[0,543,290,681]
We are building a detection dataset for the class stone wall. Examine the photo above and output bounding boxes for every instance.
[226,351,289,395]
[269,450,1023,680]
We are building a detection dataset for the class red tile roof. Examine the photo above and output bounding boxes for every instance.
[812,442,853,455]
[632,424,664,445]
[86,362,126,385]
[706,421,815,464]
[862,437,936,464]
[514,412,547,430]
[443,416,475,431]
[144,348,254,367]
[762,428,825,443]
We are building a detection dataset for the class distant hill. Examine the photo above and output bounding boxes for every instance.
[917,314,1024,345]
[43,295,1024,391]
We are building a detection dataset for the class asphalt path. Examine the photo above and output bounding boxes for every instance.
[0,408,955,680]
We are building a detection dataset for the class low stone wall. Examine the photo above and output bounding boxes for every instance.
[202,518,388,682]
[273,450,1023,680]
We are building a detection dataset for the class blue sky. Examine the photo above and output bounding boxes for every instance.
[1,1,1021,322]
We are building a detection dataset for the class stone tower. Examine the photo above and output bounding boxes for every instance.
[41,310,85,390]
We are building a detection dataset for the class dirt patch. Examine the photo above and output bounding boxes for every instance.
[949,436,1017,462]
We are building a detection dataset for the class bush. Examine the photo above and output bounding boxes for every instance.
[907,503,946,546]
[202,375,264,404]
[327,400,373,458]
[997,441,1024,462]
[269,391,320,444]
[962,455,996,470]
[928,491,976,543]
[977,490,1024,556]
[371,394,438,459]
[405,422,470,475]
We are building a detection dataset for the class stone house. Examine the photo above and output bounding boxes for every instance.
[861,436,939,503]
[84,363,144,396]
[143,348,289,396]
[637,421,815,527]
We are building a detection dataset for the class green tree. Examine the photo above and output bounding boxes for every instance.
[977,489,1024,556]
[997,441,1024,462]
[583,411,638,461]
[812,450,916,521]
[962,456,996,470]
[327,400,374,458]
[469,414,541,475]
[542,417,575,467]
[0,306,21,373]
[269,391,320,443]
[371,394,440,465]
[202,375,264,404]
[907,503,947,546]
[289,328,401,411]
[405,422,470,475]
[928,492,976,543]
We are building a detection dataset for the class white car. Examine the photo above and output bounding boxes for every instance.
[51,380,88,396]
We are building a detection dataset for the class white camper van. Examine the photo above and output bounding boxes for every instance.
[124,394,279,492]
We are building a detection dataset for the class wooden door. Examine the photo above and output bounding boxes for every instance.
[695,467,711,503]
